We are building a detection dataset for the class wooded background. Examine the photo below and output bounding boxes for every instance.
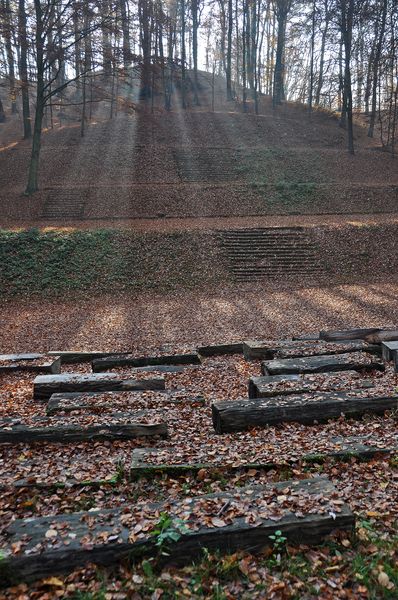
[0,0,397,191]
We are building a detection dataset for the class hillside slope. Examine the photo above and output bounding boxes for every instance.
[0,91,397,222]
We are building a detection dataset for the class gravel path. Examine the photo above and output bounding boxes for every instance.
[3,212,398,232]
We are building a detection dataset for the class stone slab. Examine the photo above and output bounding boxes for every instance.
[1,477,354,585]
[33,373,165,400]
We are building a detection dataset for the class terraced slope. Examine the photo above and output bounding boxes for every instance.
[2,107,398,221]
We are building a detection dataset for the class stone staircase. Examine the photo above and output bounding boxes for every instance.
[219,227,323,282]
[173,148,242,182]
[41,189,86,219]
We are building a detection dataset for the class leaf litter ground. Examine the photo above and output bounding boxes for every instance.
[0,306,398,597]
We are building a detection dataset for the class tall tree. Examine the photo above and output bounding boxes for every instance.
[225,0,233,100]
[315,0,331,105]
[0,96,5,122]
[1,0,17,113]
[119,0,131,70]
[273,0,292,106]
[368,0,388,137]
[192,0,200,103]
[339,0,355,153]
[308,0,316,112]
[18,0,31,137]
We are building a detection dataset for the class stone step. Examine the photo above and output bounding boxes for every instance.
[212,392,397,433]
[228,252,318,259]
[226,245,317,250]
[219,227,321,281]
[1,477,354,584]
[42,215,84,219]
[234,270,321,275]
[231,261,322,268]
[231,265,322,272]
[220,230,309,236]
[221,236,314,241]
[231,264,321,271]
[221,243,316,250]
[220,227,306,233]
[234,273,322,281]
[44,205,84,210]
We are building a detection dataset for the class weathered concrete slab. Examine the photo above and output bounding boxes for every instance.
[46,391,205,415]
[320,328,398,343]
[305,435,398,461]
[248,371,364,399]
[394,350,398,373]
[381,341,398,361]
[243,340,288,360]
[243,340,371,361]
[212,392,398,433]
[1,477,354,585]
[48,351,127,364]
[198,342,243,356]
[0,354,61,374]
[131,365,197,373]
[33,373,165,400]
[92,353,201,372]
[261,352,384,376]
[130,441,398,478]
[130,448,278,478]
[0,417,168,443]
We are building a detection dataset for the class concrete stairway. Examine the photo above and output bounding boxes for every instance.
[219,227,323,282]
[41,189,86,219]
[173,148,242,182]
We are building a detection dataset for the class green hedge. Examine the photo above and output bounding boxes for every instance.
[0,228,226,296]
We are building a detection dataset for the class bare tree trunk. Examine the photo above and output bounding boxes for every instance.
[368,0,388,137]
[265,2,271,95]
[340,0,354,154]
[2,0,17,114]
[119,0,131,71]
[256,9,265,96]
[212,61,215,111]
[73,1,82,81]
[139,0,152,99]
[226,0,233,100]
[192,0,199,104]
[355,16,364,110]
[338,35,345,119]
[18,0,31,138]
[315,3,330,105]
[102,0,112,77]
[249,0,258,105]
[25,0,45,195]
[218,0,227,73]
[180,0,186,108]
[0,97,5,122]
[242,0,247,111]
[273,0,291,107]
[308,0,316,112]
[81,3,90,137]
[235,0,239,93]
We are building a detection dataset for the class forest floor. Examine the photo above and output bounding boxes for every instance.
[0,289,398,598]
[1,282,398,353]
